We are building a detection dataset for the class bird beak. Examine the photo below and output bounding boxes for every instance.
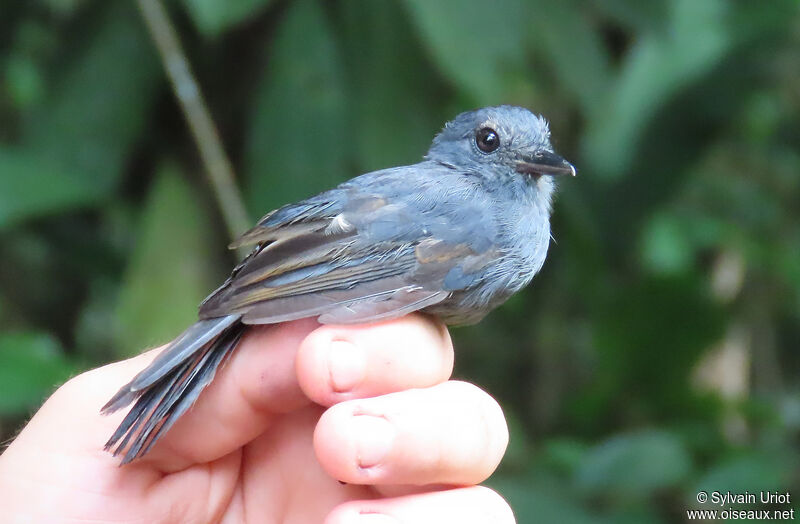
[516,150,577,178]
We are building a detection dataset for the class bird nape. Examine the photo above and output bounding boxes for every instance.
[101,105,576,464]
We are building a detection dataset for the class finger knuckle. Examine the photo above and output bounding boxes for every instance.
[53,368,101,403]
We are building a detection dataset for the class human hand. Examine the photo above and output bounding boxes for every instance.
[0,315,514,523]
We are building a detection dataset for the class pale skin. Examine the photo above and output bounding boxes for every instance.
[0,314,515,523]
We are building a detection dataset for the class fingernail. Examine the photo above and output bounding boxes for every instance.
[328,340,366,393]
[352,415,395,469]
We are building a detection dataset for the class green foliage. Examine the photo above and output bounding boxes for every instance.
[244,0,349,214]
[23,2,160,196]
[584,276,726,422]
[490,477,606,524]
[575,430,691,499]
[691,453,790,504]
[0,332,77,415]
[1,0,799,520]
[114,164,219,356]
[528,0,611,113]
[403,0,529,103]
[0,147,97,229]
[4,53,45,108]
[583,0,734,178]
[182,0,274,36]
[337,0,446,171]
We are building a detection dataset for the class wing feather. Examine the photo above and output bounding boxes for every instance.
[219,255,416,312]
[200,165,495,326]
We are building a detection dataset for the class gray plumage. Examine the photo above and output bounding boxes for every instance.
[102,105,576,463]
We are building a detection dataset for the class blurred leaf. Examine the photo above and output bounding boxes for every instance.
[75,278,122,362]
[605,508,666,524]
[740,91,783,145]
[583,0,733,178]
[182,0,274,37]
[490,475,606,524]
[576,430,691,499]
[578,276,727,424]
[12,19,57,61]
[529,0,611,112]
[115,165,217,356]
[639,212,693,275]
[498,407,534,471]
[590,0,669,32]
[779,393,800,433]
[5,53,44,108]
[23,2,159,199]
[690,453,789,507]
[338,0,446,171]
[244,0,348,214]
[542,437,590,475]
[0,146,102,229]
[0,332,76,415]
[402,0,528,103]
[42,0,88,16]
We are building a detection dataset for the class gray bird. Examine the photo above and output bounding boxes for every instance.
[102,105,576,464]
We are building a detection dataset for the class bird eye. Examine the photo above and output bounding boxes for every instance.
[475,127,500,153]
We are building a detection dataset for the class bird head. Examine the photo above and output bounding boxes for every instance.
[426,105,576,182]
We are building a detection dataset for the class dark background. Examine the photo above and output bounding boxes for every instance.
[1,0,799,521]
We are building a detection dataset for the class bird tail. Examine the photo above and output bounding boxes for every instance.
[101,314,245,464]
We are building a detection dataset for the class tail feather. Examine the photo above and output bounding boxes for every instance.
[134,328,242,461]
[107,372,182,460]
[102,315,240,414]
[102,316,245,464]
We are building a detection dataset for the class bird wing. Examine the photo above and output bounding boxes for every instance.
[200,166,496,325]
[227,192,343,249]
